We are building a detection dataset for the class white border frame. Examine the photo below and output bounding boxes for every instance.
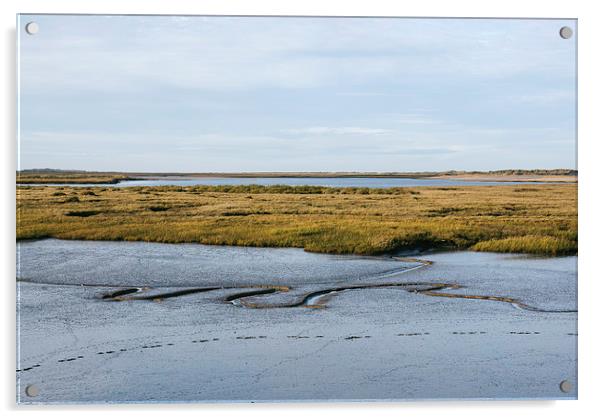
[3,1,600,418]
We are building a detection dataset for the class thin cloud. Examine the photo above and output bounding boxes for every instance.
[395,114,441,125]
[283,127,395,136]
[514,89,575,105]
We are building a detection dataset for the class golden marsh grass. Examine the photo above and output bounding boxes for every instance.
[16,184,577,256]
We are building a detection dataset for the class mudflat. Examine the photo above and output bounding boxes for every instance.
[16,240,577,402]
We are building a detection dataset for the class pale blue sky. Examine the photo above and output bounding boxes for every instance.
[18,15,576,172]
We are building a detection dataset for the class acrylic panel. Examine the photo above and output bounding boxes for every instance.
[16,15,577,403]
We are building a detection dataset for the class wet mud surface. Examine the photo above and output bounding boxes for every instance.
[17,240,577,403]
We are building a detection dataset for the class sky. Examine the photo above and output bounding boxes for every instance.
[18,15,577,172]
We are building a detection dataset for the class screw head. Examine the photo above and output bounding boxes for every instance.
[25,384,39,397]
[25,22,39,35]
[559,380,572,393]
[559,26,573,39]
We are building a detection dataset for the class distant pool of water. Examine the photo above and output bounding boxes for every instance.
[22,177,551,188]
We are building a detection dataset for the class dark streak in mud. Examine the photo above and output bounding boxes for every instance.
[101,288,141,299]
[224,287,289,302]
[118,287,222,301]
[398,332,430,336]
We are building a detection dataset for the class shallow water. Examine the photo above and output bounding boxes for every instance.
[22,176,551,188]
[16,240,577,403]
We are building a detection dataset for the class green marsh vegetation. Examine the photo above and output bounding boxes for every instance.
[16,184,577,256]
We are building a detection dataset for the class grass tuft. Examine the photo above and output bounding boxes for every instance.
[472,235,576,256]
